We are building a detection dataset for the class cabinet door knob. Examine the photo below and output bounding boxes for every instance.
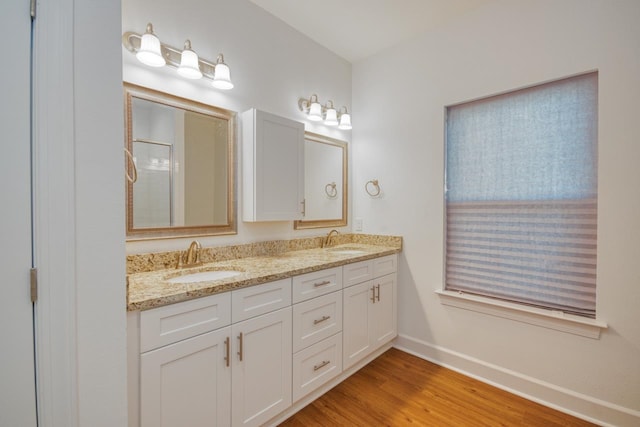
[313,280,331,288]
[376,284,381,302]
[371,286,376,303]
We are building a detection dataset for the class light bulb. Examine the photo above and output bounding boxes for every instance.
[324,102,338,126]
[136,23,165,67]
[212,54,234,90]
[177,40,202,79]
[308,102,323,121]
[338,112,352,130]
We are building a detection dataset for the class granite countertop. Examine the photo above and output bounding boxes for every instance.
[127,243,401,311]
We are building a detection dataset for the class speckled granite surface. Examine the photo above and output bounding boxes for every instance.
[127,235,402,311]
[126,233,402,274]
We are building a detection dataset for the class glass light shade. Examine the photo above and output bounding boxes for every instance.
[212,62,234,90]
[177,46,202,79]
[136,32,165,67]
[325,108,338,126]
[308,102,323,121]
[338,113,352,130]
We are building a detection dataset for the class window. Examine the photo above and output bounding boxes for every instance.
[445,72,598,318]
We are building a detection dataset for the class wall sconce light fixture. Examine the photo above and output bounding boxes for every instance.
[338,106,352,130]
[324,101,338,126]
[123,23,234,90]
[298,94,352,130]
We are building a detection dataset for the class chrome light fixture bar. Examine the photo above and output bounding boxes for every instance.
[298,94,352,130]
[123,23,234,90]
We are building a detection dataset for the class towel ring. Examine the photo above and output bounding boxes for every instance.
[325,182,337,198]
[124,147,138,183]
[365,179,380,197]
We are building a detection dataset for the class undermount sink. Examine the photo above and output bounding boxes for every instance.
[166,270,242,284]
[326,246,367,255]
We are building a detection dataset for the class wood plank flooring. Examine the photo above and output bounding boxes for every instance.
[279,348,597,427]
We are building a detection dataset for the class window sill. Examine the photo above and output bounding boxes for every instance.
[435,290,607,339]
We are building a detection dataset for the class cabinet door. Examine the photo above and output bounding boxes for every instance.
[140,327,231,427]
[342,281,374,370]
[232,307,292,427]
[371,273,397,349]
[242,109,304,221]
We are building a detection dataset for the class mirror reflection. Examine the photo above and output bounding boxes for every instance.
[294,132,348,229]
[125,83,236,239]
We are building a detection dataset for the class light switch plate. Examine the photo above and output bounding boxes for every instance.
[354,217,363,232]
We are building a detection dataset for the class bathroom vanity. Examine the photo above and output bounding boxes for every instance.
[126,240,399,427]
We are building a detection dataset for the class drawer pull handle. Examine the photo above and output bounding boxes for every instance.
[371,286,376,303]
[224,336,230,367]
[237,332,243,362]
[313,315,331,325]
[314,280,331,287]
[376,284,381,302]
[313,360,330,371]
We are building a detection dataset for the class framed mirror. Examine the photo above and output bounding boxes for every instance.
[294,132,348,229]
[124,83,236,239]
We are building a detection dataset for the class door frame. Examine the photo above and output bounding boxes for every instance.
[32,0,78,425]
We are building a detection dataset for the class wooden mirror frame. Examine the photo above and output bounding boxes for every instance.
[124,83,236,240]
[294,132,348,229]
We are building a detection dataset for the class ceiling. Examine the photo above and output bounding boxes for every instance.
[249,0,494,63]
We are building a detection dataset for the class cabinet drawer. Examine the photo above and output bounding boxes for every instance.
[343,259,374,287]
[231,278,292,323]
[292,333,342,403]
[140,292,231,353]
[373,254,397,278]
[292,266,342,303]
[292,291,342,352]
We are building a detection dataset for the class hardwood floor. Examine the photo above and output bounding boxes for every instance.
[279,348,597,427]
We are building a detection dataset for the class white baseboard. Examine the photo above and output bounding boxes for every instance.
[394,335,640,427]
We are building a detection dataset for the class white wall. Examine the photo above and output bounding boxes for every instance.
[352,0,640,425]
[74,1,128,425]
[122,0,353,254]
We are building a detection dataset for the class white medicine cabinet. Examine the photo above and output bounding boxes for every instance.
[242,109,305,222]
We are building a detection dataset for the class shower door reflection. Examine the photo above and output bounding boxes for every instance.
[132,140,173,228]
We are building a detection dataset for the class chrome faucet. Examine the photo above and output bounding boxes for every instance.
[176,240,202,268]
[322,229,339,248]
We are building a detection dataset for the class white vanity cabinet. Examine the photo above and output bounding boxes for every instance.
[231,307,292,427]
[342,255,397,371]
[242,108,305,222]
[131,280,293,427]
[140,327,232,427]
[129,252,399,426]
[291,269,343,402]
[137,292,232,427]
[230,279,293,427]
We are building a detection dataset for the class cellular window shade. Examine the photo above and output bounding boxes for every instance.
[445,73,598,318]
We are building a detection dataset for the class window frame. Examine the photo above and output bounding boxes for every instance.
[441,72,605,335]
